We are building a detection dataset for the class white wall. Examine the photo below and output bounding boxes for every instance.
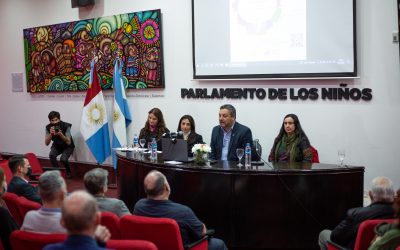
[0,0,399,189]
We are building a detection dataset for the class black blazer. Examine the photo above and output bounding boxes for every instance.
[330,202,394,248]
[177,132,204,156]
[7,176,41,204]
[210,122,253,161]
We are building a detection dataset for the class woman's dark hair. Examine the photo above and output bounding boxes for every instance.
[143,108,167,137]
[177,115,196,133]
[274,114,309,143]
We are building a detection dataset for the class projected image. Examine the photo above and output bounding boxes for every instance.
[230,0,306,62]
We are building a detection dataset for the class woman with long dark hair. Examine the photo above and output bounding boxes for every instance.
[139,108,169,150]
[176,115,204,156]
[268,114,313,163]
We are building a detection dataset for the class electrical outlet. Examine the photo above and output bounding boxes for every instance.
[392,31,399,43]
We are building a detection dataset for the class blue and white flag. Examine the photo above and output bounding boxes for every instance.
[112,58,132,168]
[80,61,111,164]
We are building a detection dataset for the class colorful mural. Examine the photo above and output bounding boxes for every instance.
[23,9,164,93]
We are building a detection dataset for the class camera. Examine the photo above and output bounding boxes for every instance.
[54,126,60,133]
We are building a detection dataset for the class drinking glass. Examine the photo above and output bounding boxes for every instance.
[139,139,146,148]
[338,150,345,166]
[236,148,244,167]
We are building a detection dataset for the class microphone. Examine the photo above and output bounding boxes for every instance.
[162,131,183,137]
[162,131,183,144]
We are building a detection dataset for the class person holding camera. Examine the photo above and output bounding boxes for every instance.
[45,111,74,178]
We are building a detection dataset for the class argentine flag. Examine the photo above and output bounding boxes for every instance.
[80,61,111,164]
[112,58,132,168]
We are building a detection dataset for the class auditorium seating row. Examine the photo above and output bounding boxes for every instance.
[1,190,208,250]
[327,219,397,250]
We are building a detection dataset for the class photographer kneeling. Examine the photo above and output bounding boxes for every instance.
[45,111,74,178]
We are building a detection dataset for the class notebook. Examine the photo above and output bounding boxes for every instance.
[161,138,193,162]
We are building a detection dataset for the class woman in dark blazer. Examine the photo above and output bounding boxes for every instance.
[177,115,204,156]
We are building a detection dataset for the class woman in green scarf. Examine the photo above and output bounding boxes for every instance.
[268,114,313,163]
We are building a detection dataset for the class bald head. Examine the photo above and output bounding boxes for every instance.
[144,170,169,199]
[370,176,395,203]
[61,190,99,235]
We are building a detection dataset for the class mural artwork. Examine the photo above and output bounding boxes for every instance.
[23,9,164,93]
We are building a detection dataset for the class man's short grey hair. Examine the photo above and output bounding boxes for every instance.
[83,168,108,195]
[38,170,65,202]
[370,176,395,203]
[220,104,236,118]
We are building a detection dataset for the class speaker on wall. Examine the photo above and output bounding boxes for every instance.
[71,0,95,8]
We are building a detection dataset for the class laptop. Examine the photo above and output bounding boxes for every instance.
[161,138,193,162]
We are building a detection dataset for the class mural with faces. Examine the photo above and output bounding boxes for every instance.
[23,9,164,93]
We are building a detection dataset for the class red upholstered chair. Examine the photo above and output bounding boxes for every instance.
[100,211,121,239]
[120,215,208,250]
[107,239,158,250]
[24,152,66,179]
[0,160,12,183]
[10,230,67,250]
[327,240,347,250]
[353,219,396,250]
[310,146,320,163]
[17,195,41,220]
[2,192,23,226]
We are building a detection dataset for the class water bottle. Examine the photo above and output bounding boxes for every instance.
[245,143,251,167]
[151,138,157,160]
[133,134,139,148]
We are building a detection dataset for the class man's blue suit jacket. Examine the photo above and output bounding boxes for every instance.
[210,122,253,161]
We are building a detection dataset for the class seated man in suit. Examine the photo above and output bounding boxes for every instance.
[210,104,253,161]
[84,168,131,217]
[7,155,41,204]
[44,191,108,250]
[318,176,395,250]
[134,170,228,250]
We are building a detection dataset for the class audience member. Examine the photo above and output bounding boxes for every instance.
[139,108,170,150]
[7,155,41,203]
[84,168,130,217]
[134,170,228,250]
[368,188,400,250]
[21,171,110,245]
[44,190,108,250]
[45,111,74,178]
[268,114,313,163]
[210,104,253,161]
[21,170,66,232]
[176,115,204,156]
[0,167,19,250]
[318,176,395,250]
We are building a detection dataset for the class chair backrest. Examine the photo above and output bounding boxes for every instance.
[17,195,41,219]
[2,192,23,226]
[120,215,185,250]
[327,240,346,250]
[101,211,121,239]
[24,153,43,175]
[107,239,158,250]
[310,146,320,163]
[0,160,12,183]
[354,219,396,250]
[10,230,67,250]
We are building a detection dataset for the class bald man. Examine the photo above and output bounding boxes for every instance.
[44,191,108,250]
[134,170,227,250]
[318,176,396,250]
